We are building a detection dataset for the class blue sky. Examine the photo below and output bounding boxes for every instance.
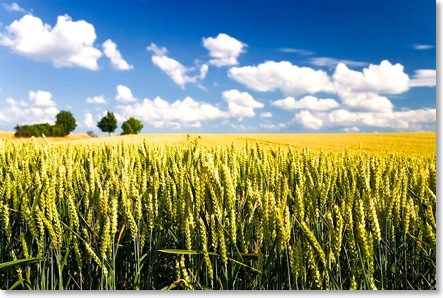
[0,0,436,134]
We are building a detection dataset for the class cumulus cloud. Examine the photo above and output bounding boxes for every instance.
[151,55,190,85]
[117,96,227,129]
[272,95,339,111]
[222,89,264,119]
[83,112,95,128]
[286,107,435,131]
[99,87,268,130]
[115,85,136,102]
[0,91,59,126]
[327,108,436,130]
[147,42,208,88]
[229,60,333,96]
[115,90,266,129]
[338,91,394,113]
[260,112,272,118]
[29,90,56,106]
[221,54,434,132]
[102,39,133,70]
[86,95,106,104]
[0,14,102,70]
[202,33,247,67]
[408,69,436,87]
[293,110,324,129]
[227,57,434,132]
[333,60,410,94]
[230,59,414,103]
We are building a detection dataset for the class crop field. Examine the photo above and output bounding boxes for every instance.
[0,131,436,156]
[0,133,437,290]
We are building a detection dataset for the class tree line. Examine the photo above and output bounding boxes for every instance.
[14,110,143,138]
[96,111,143,136]
[15,111,77,137]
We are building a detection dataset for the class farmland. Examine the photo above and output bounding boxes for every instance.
[0,131,436,156]
[0,133,437,290]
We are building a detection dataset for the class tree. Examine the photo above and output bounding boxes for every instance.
[121,117,143,135]
[86,130,98,138]
[55,110,77,136]
[97,111,117,136]
[14,123,55,137]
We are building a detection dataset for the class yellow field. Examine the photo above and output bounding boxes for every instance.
[0,131,436,156]
[0,130,436,289]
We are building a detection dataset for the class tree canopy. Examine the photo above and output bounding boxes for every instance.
[121,117,143,135]
[97,111,117,136]
[14,110,77,138]
[55,110,77,135]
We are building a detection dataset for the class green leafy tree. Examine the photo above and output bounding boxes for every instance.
[121,117,143,135]
[55,110,77,136]
[97,111,117,136]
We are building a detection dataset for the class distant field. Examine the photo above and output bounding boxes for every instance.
[0,131,436,156]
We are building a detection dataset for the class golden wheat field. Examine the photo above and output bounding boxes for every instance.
[0,131,436,156]
[0,132,437,290]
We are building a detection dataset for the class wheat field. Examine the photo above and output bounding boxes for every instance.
[0,133,436,290]
[0,131,436,155]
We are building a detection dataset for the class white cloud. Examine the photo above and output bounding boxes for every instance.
[202,33,247,67]
[279,107,436,132]
[29,90,56,107]
[278,48,314,55]
[102,39,133,70]
[0,14,102,70]
[226,57,433,132]
[117,96,228,129]
[229,60,333,96]
[393,109,437,128]
[338,91,393,113]
[333,60,410,94]
[343,126,360,133]
[309,57,368,68]
[151,55,190,86]
[229,123,255,131]
[293,110,324,129]
[222,89,264,119]
[115,85,136,102]
[260,122,287,130]
[408,69,436,87]
[146,43,167,56]
[327,108,436,130]
[412,44,434,50]
[272,95,339,111]
[114,89,265,129]
[260,112,272,118]
[147,42,207,88]
[3,2,27,13]
[199,64,209,79]
[86,95,106,104]
[83,112,95,128]
[0,92,59,126]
